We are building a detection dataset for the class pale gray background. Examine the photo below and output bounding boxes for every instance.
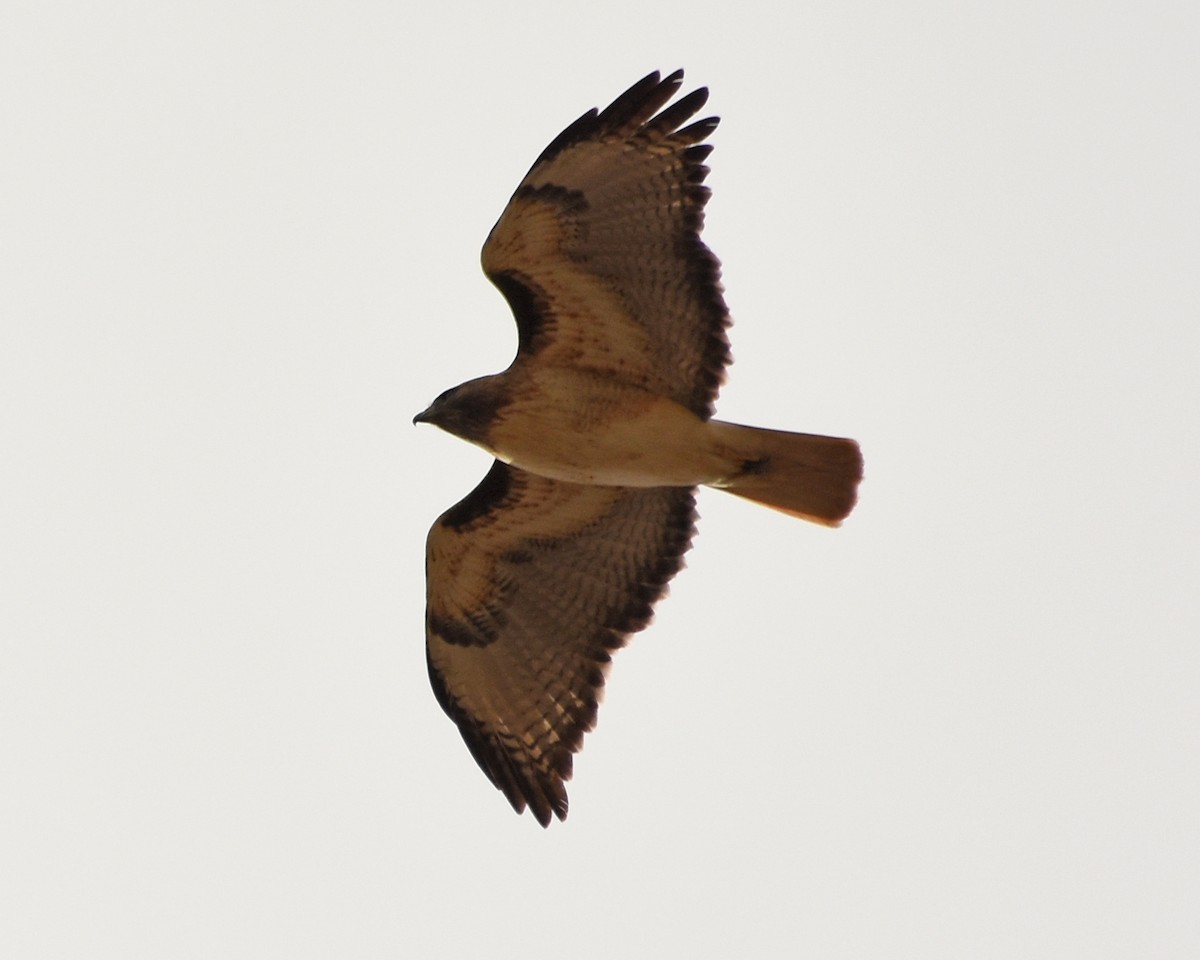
[3,1,1197,957]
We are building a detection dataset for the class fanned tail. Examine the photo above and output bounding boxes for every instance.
[708,421,863,526]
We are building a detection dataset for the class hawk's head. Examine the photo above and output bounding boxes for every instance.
[414,375,509,446]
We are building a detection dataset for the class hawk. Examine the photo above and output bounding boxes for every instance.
[415,70,862,825]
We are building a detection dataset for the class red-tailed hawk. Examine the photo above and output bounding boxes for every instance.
[415,70,862,825]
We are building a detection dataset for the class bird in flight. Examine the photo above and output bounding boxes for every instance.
[415,70,862,825]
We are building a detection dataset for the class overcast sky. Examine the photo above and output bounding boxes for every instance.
[3,2,1197,957]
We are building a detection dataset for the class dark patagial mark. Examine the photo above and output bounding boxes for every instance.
[513,182,588,215]
[439,459,513,530]
[487,270,552,354]
[428,612,497,648]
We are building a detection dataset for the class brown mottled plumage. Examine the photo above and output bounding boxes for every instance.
[416,70,862,825]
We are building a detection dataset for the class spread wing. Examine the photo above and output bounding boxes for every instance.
[425,461,697,825]
[481,69,731,419]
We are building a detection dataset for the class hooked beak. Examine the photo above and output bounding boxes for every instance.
[412,407,431,425]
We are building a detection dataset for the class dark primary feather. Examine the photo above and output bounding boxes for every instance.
[481,69,732,419]
[529,69,683,171]
[425,464,697,825]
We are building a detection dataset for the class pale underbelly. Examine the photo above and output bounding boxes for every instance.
[486,389,732,488]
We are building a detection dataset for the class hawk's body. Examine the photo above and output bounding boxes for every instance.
[436,368,726,487]
[416,71,862,825]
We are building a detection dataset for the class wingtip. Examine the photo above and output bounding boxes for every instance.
[507,778,567,828]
